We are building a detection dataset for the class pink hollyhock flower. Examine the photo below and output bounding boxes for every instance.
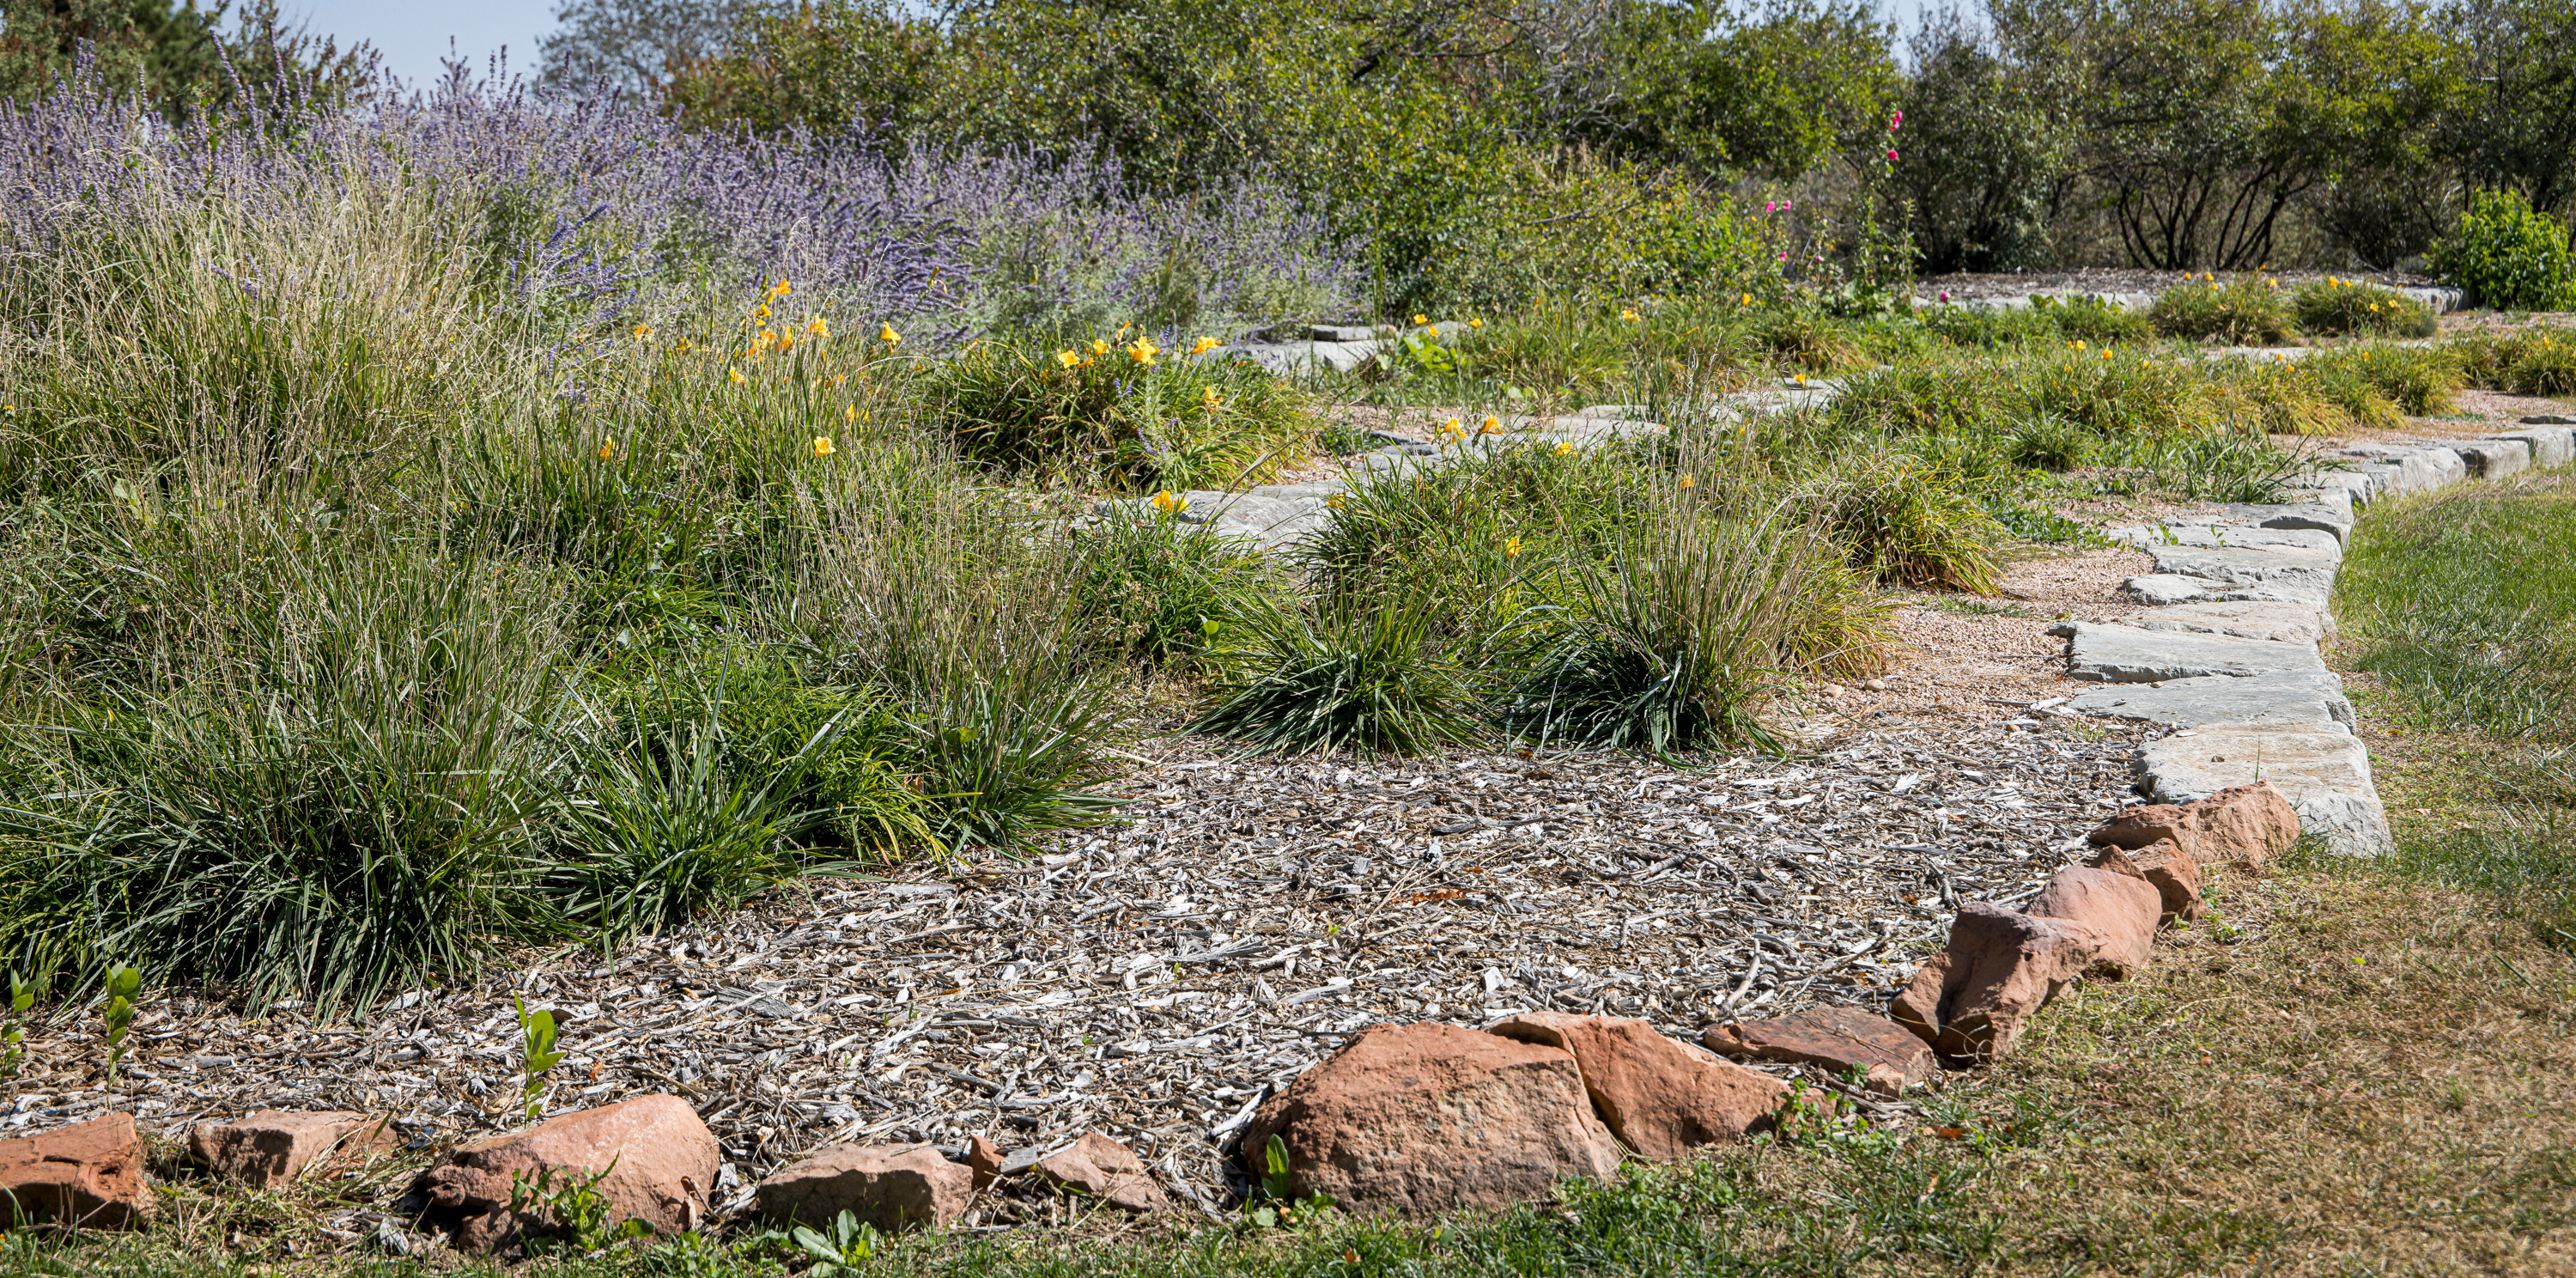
[1891,111,1904,128]
[1887,149,1899,161]
[1765,201,1777,213]
[1783,200,1794,210]
[1939,290,1952,302]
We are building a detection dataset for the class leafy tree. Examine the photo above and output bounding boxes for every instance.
[539,0,775,99]
[2435,0,2576,214]
[1896,9,2076,272]
[1593,0,1899,180]
[0,0,377,120]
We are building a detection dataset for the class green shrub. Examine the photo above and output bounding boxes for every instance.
[2146,278,2298,344]
[1188,593,1483,758]
[2433,189,2576,312]
[2289,278,2438,338]
[931,332,1313,490]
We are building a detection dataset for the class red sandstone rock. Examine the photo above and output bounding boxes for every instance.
[1032,1132,1170,1213]
[1240,1022,1622,1217]
[1890,901,2115,1061]
[0,1113,150,1228]
[2026,852,2163,976]
[2087,782,2300,870]
[2100,839,2202,925]
[2188,782,2300,867]
[965,1135,1003,1192]
[1485,1011,1793,1159]
[417,1095,718,1253]
[190,1110,394,1190]
[1702,1006,1936,1096]
[2087,802,2200,861]
[756,1142,970,1232]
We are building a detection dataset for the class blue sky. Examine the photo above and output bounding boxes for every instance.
[287,0,556,88]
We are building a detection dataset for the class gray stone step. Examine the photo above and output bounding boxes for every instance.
[2224,500,2354,545]
[2120,574,2331,608]
[2452,438,2530,480]
[2143,543,2341,593]
[2069,669,2354,728]
[2062,622,2325,683]
[2106,524,2342,556]
[2497,423,2574,468]
[2130,724,2391,856]
[2123,599,2334,643]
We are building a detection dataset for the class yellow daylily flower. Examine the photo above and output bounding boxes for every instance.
[1188,336,1221,355]
[807,316,830,338]
[1091,338,1111,356]
[632,323,652,342]
[846,405,858,422]
[1469,317,1484,328]
[1620,307,1640,322]
[598,439,617,460]
[1202,386,1222,408]
[771,278,793,297]
[729,368,747,385]
[1677,473,1695,490]
[1127,336,1160,365]
[1151,490,1189,514]
[1413,313,1428,324]
[1504,537,1524,558]
[1553,441,1576,456]
[812,436,835,457]
[879,325,902,345]
[1058,350,1082,368]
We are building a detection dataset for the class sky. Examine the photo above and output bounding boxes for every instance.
[286,0,558,89]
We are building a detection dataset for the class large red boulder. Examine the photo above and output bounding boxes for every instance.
[1484,1011,1795,1158]
[0,1113,151,1228]
[1239,1022,1622,1217]
[1702,1006,1936,1097]
[417,1095,719,1253]
[756,1142,972,1232]
[2025,852,2163,976]
[191,1110,395,1190]
[1890,901,2114,1061]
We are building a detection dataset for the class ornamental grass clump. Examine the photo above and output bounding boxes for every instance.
[2290,278,2438,338]
[2147,277,2297,345]
[1187,593,1483,758]
[932,331,1313,490]
[1498,486,1879,754]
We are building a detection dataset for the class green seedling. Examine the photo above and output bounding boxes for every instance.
[101,963,140,1087]
[1247,1134,1333,1228]
[3,971,30,1079]
[787,1208,878,1275]
[516,994,567,1121]
[508,1159,647,1255]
